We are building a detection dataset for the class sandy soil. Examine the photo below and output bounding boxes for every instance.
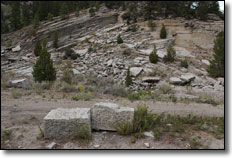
[1,89,224,149]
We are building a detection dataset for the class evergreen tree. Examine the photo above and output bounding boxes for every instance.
[47,13,53,21]
[42,37,47,48]
[32,47,56,82]
[148,20,155,31]
[34,39,42,57]
[149,45,159,63]
[207,31,224,78]
[75,7,80,17]
[163,45,176,62]
[89,7,95,17]
[33,13,40,30]
[22,3,31,27]
[117,35,123,44]
[53,31,58,49]
[60,2,69,19]
[195,2,209,21]
[125,67,132,87]
[160,24,167,39]
[180,58,188,68]
[10,2,22,31]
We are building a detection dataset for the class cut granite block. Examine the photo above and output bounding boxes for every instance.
[44,108,91,139]
[91,102,134,131]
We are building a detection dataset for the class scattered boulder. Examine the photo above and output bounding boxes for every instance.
[72,69,81,75]
[10,78,29,88]
[44,108,91,139]
[12,45,21,52]
[91,102,134,131]
[142,77,160,83]
[202,59,210,65]
[46,142,56,149]
[143,131,154,138]
[180,73,195,82]
[157,49,167,59]
[169,77,182,85]
[130,67,143,77]
[144,142,150,148]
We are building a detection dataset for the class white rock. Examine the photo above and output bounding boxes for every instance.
[94,144,100,148]
[174,46,194,57]
[130,67,143,77]
[150,38,174,49]
[12,45,21,52]
[139,47,153,55]
[180,73,195,82]
[72,69,81,75]
[169,77,182,85]
[44,108,91,139]
[46,142,56,149]
[201,59,210,65]
[157,49,167,58]
[10,78,28,88]
[143,131,154,138]
[107,59,114,66]
[144,143,150,148]
[91,102,134,131]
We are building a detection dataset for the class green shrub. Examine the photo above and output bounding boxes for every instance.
[160,24,167,39]
[34,39,42,57]
[180,58,188,68]
[117,35,123,44]
[148,20,155,31]
[149,45,159,63]
[89,8,95,17]
[36,124,44,140]
[72,92,93,101]
[74,123,91,142]
[207,31,224,78]
[114,121,133,135]
[123,48,131,55]
[47,13,53,20]
[32,48,56,82]
[159,82,172,94]
[130,24,137,32]
[12,90,22,99]
[6,41,12,48]
[163,45,176,62]
[125,68,132,87]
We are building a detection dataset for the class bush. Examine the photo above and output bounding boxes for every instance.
[160,24,167,39]
[34,39,42,57]
[123,48,131,55]
[114,121,133,135]
[163,46,176,62]
[130,24,137,32]
[148,20,155,31]
[180,58,188,68]
[11,90,22,99]
[125,68,132,87]
[117,35,123,44]
[159,82,172,94]
[47,13,53,21]
[149,45,159,63]
[32,48,56,82]
[89,8,95,17]
[103,85,128,97]
[207,31,224,78]
[62,61,73,84]
[72,92,93,101]
[74,123,91,142]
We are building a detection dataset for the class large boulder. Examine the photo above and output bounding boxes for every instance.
[130,67,143,77]
[169,77,182,85]
[91,102,134,131]
[44,108,91,139]
[12,45,21,52]
[201,59,210,66]
[150,38,174,49]
[10,78,29,88]
[180,73,195,82]
[157,49,167,59]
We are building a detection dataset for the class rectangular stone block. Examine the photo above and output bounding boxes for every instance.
[91,102,134,131]
[44,108,91,139]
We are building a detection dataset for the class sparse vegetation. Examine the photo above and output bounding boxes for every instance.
[11,90,22,99]
[125,68,132,87]
[89,7,95,17]
[180,58,188,68]
[149,45,159,63]
[1,129,12,148]
[159,82,172,94]
[72,92,93,101]
[36,124,44,140]
[74,123,91,143]
[34,39,42,57]
[148,20,155,31]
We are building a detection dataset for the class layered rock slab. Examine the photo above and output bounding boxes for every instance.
[44,108,91,139]
[91,102,134,131]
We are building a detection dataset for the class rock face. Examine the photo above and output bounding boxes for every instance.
[44,108,91,139]
[91,102,134,131]
[130,67,143,77]
[202,59,210,65]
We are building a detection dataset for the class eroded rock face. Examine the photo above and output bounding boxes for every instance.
[91,102,134,131]
[10,78,29,88]
[44,108,91,139]
[169,77,182,85]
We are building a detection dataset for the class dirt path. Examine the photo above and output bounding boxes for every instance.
[1,90,224,149]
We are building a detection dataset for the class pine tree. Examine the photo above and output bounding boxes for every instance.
[160,24,167,39]
[117,35,123,44]
[10,2,22,31]
[32,47,56,82]
[163,45,176,62]
[125,67,132,87]
[42,37,47,49]
[60,2,69,19]
[148,20,155,31]
[33,13,40,30]
[149,45,159,63]
[53,31,58,49]
[34,39,42,57]
[207,31,224,78]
